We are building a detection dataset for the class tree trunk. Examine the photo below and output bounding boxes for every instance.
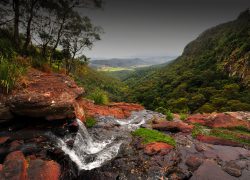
[23,0,38,54]
[13,0,20,49]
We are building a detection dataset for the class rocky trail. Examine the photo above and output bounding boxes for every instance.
[0,69,250,180]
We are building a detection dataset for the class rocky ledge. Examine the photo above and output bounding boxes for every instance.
[0,68,143,122]
[0,69,144,180]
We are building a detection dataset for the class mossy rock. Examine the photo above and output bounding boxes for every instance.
[132,128,176,146]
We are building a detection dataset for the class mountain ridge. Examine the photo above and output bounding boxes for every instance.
[124,9,250,113]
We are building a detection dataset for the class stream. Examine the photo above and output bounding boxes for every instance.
[55,110,163,170]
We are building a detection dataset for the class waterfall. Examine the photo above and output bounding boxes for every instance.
[56,119,121,170]
[55,110,157,171]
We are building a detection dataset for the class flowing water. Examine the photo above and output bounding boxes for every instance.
[56,110,163,171]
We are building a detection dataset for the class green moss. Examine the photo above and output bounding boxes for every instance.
[209,129,250,146]
[85,117,97,128]
[132,128,176,146]
[191,124,210,138]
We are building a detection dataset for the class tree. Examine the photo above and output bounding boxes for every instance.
[22,0,40,53]
[61,15,102,73]
[13,0,20,48]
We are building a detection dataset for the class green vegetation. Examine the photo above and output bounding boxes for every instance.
[0,1,127,99]
[124,10,250,113]
[132,128,176,146]
[191,124,250,146]
[87,88,110,105]
[165,110,174,121]
[73,65,127,102]
[85,117,97,128]
[180,113,188,121]
[0,57,25,93]
[210,129,250,146]
[191,124,209,138]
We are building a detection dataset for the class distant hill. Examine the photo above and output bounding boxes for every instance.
[89,56,175,69]
[124,9,250,113]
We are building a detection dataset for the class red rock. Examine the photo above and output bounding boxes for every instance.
[8,68,84,121]
[187,113,250,130]
[185,156,203,171]
[9,140,23,151]
[206,113,250,130]
[152,121,193,133]
[144,142,173,156]
[78,98,144,120]
[27,159,61,180]
[0,137,10,145]
[2,151,28,180]
[196,135,243,147]
[186,114,208,125]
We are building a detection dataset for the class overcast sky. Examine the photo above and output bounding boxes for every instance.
[82,0,249,59]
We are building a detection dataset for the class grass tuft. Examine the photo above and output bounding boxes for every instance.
[87,89,109,105]
[85,117,97,128]
[132,128,176,146]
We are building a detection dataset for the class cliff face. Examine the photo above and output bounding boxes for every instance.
[183,9,250,85]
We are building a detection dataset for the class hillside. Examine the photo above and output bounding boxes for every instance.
[72,65,128,101]
[125,10,250,113]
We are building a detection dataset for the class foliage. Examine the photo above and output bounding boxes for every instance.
[191,124,209,138]
[87,88,109,105]
[165,110,174,121]
[85,117,97,128]
[124,11,250,113]
[132,128,176,146]
[73,64,127,102]
[0,56,26,93]
[180,113,188,121]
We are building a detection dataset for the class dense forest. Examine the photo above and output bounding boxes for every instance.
[124,10,250,113]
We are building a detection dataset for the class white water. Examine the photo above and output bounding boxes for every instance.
[56,110,159,171]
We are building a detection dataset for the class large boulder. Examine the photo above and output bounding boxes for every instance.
[27,159,61,180]
[196,135,243,147]
[187,113,250,130]
[0,96,13,122]
[144,142,173,156]
[152,120,193,133]
[7,69,84,121]
[0,151,28,180]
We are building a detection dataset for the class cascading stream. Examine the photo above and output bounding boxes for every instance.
[55,110,160,171]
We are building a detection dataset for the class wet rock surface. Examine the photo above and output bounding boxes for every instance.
[0,110,250,179]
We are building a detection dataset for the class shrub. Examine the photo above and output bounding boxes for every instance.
[196,103,216,113]
[165,110,174,121]
[0,57,26,93]
[180,113,188,121]
[132,128,176,146]
[85,117,97,128]
[155,107,167,114]
[87,89,109,105]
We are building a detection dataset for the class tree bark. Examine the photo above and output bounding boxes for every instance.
[23,0,37,54]
[13,0,20,49]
